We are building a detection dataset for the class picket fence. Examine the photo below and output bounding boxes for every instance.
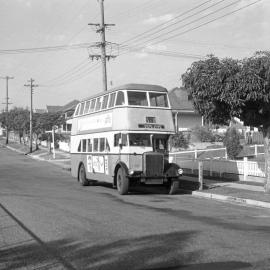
[170,146,265,181]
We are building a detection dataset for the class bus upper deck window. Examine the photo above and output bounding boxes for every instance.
[79,102,85,115]
[102,95,109,110]
[149,92,168,107]
[74,104,80,116]
[127,91,148,106]
[108,92,116,108]
[95,97,102,111]
[84,100,91,114]
[100,138,105,152]
[115,91,125,106]
[89,99,96,113]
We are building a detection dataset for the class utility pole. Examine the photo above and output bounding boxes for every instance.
[88,0,116,91]
[24,78,38,153]
[1,76,14,144]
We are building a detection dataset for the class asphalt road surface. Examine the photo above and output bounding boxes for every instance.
[1,146,270,270]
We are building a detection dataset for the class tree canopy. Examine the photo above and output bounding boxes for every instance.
[182,52,270,132]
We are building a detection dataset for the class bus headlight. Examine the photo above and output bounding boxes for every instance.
[128,169,135,175]
[178,168,183,175]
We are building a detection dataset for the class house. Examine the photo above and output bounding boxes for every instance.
[168,87,203,132]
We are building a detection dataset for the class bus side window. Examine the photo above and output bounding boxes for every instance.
[115,91,125,106]
[77,141,81,152]
[87,139,92,152]
[89,99,96,113]
[84,100,91,114]
[74,104,80,116]
[100,138,105,152]
[93,138,99,152]
[105,138,110,152]
[114,133,121,146]
[122,134,127,146]
[114,133,127,147]
[95,97,102,111]
[102,95,109,110]
[108,92,116,108]
[79,102,85,115]
[82,139,87,152]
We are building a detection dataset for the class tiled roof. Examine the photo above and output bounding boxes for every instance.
[46,105,62,113]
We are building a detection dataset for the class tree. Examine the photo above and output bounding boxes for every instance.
[182,52,270,192]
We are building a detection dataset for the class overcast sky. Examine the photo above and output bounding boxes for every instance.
[0,0,269,110]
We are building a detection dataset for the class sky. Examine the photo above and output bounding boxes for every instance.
[0,0,269,110]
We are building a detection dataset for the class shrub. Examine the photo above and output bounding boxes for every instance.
[171,132,190,149]
[223,127,242,159]
[191,126,215,142]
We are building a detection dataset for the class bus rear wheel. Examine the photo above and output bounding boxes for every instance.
[168,179,179,195]
[117,167,129,195]
[78,164,89,186]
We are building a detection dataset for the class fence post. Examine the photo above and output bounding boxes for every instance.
[195,149,198,159]
[254,144,258,156]
[210,159,213,177]
[198,161,203,190]
[243,157,248,181]
[225,148,228,160]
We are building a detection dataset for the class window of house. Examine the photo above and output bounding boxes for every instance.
[84,100,91,114]
[93,138,99,152]
[149,92,168,107]
[102,95,109,110]
[127,91,148,106]
[89,99,96,113]
[115,91,125,106]
[108,92,116,108]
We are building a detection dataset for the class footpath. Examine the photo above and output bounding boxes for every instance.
[1,139,270,210]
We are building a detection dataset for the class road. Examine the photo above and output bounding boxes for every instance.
[1,146,270,270]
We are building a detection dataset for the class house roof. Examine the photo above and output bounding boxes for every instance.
[168,87,196,112]
[46,100,79,113]
[59,100,79,113]
[46,105,62,113]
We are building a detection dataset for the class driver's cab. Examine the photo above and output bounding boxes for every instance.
[114,132,169,154]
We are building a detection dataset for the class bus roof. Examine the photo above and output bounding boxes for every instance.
[81,83,168,102]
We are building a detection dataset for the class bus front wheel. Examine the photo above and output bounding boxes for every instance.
[78,164,89,186]
[117,167,129,195]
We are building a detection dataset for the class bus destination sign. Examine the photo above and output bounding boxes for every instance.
[138,123,165,129]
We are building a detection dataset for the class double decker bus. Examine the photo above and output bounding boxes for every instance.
[71,83,183,195]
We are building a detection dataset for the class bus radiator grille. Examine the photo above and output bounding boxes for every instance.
[143,152,164,177]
